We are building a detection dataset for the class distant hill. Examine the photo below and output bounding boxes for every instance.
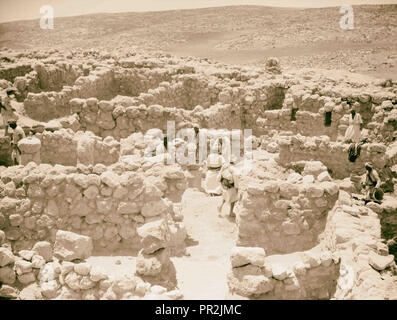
[0,5,395,51]
[0,5,396,78]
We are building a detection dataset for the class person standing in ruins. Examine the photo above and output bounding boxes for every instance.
[201,152,224,196]
[344,104,363,143]
[1,88,18,136]
[217,155,239,218]
[9,120,25,165]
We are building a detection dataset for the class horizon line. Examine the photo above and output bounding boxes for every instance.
[0,3,395,24]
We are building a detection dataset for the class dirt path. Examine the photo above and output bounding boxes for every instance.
[171,188,238,300]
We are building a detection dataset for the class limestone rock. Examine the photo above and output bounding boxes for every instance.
[19,283,43,300]
[15,259,33,275]
[112,276,137,296]
[368,252,394,271]
[0,285,19,299]
[141,199,171,218]
[32,241,53,262]
[18,272,36,285]
[272,264,289,280]
[89,266,108,282]
[317,171,331,182]
[0,247,15,267]
[41,280,60,298]
[0,230,5,245]
[18,137,41,154]
[302,161,327,178]
[137,219,171,254]
[100,171,120,188]
[136,248,170,277]
[74,262,91,276]
[228,274,274,297]
[230,247,266,268]
[19,250,35,261]
[0,266,16,284]
[54,230,93,261]
[32,255,46,269]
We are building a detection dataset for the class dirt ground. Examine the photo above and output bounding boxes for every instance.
[0,5,396,79]
[86,189,237,299]
[172,189,237,300]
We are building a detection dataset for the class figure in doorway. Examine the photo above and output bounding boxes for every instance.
[344,104,363,143]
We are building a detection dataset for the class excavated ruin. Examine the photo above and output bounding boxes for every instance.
[0,48,396,300]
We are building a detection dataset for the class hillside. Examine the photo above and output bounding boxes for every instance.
[0,5,396,78]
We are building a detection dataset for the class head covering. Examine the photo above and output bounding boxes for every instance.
[365,162,373,170]
[207,153,223,168]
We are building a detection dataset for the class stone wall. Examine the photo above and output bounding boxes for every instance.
[14,62,83,100]
[35,129,120,167]
[227,246,340,299]
[256,83,396,142]
[0,229,183,300]
[0,162,187,254]
[235,169,339,254]
[23,67,116,121]
[277,134,390,179]
[228,189,396,300]
[326,191,396,299]
[114,64,194,98]
[0,63,32,82]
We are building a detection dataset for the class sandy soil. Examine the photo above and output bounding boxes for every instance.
[85,189,237,299]
[0,5,396,79]
[172,189,237,300]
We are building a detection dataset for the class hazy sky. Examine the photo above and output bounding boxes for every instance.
[0,0,396,23]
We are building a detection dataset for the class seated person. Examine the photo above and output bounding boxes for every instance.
[363,162,383,202]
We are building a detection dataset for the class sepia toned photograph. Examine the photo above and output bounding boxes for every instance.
[0,0,396,305]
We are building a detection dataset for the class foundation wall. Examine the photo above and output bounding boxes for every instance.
[0,163,187,254]
[235,176,339,255]
[277,135,389,179]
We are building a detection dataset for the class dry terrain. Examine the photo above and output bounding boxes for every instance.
[0,5,396,79]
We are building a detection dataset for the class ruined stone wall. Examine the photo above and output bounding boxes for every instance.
[277,135,389,179]
[227,246,340,299]
[23,67,116,121]
[324,191,396,299]
[0,162,187,255]
[14,62,83,100]
[235,173,339,254]
[35,129,120,167]
[257,84,396,142]
[0,63,32,82]
[0,229,182,300]
[369,100,397,143]
[228,188,396,300]
[114,64,193,98]
[124,74,220,110]
[37,130,78,166]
